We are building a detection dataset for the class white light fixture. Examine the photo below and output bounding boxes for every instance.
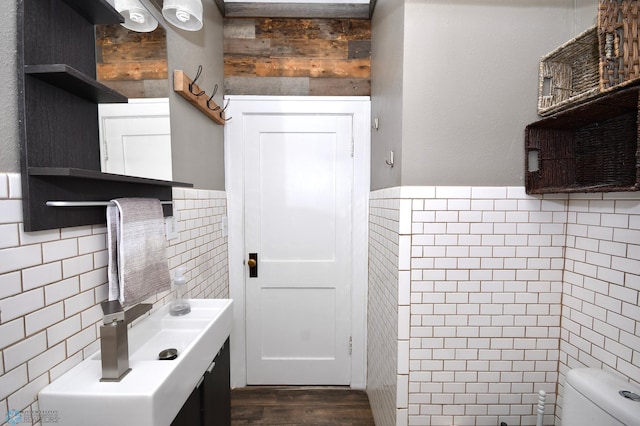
[114,0,159,32]
[162,0,203,31]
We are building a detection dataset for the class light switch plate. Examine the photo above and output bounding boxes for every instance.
[221,216,228,237]
[165,216,178,240]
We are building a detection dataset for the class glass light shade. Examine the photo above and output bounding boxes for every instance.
[114,0,158,32]
[162,0,203,31]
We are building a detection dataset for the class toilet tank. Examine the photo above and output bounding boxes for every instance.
[563,368,640,426]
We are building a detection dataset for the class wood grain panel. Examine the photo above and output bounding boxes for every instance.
[309,58,370,78]
[348,40,371,59]
[101,80,169,99]
[225,57,258,76]
[101,80,146,98]
[224,17,370,96]
[224,19,257,39]
[95,24,167,98]
[99,40,167,62]
[224,38,271,56]
[231,387,375,425]
[309,78,370,96]
[97,60,168,81]
[270,39,348,59]
[249,57,369,78]
[255,18,370,41]
[96,25,167,63]
[254,58,311,77]
[24,0,97,77]
[224,76,310,96]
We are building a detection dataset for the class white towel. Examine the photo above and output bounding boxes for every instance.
[107,198,171,307]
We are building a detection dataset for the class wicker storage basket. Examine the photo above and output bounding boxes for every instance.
[599,0,640,92]
[537,26,600,117]
[526,85,640,194]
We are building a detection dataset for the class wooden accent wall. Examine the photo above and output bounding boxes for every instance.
[96,24,168,98]
[224,18,371,96]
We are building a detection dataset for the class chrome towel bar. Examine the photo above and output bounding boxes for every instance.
[46,201,173,207]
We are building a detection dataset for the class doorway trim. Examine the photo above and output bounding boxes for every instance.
[224,96,370,388]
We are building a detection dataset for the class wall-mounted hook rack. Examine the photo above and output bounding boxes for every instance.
[173,70,226,125]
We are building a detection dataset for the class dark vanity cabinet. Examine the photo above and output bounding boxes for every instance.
[203,338,232,426]
[18,0,191,232]
[172,385,203,426]
[171,338,231,426]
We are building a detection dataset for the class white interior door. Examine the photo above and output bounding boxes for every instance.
[98,98,172,181]
[244,113,353,385]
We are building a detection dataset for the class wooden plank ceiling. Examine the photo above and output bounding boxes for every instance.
[212,0,376,19]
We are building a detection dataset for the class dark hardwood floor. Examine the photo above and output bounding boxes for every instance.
[231,387,376,425]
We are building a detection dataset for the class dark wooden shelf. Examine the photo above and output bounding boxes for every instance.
[25,64,127,103]
[19,0,191,231]
[60,0,124,24]
[24,168,190,231]
[28,167,193,188]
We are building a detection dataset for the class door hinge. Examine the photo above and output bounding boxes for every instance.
[102,140,109,162]
[348,336,352,355]
[351,137,355,158]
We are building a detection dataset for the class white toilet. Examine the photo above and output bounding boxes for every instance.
[563,368,640,426]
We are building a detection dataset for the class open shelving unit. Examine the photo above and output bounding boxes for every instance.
[18,0,192,231]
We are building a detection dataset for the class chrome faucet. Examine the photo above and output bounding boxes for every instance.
[99,300,153,382]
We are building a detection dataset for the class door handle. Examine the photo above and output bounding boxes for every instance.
[247,253,258,278]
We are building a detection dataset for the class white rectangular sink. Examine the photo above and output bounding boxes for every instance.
[38,299,233,426]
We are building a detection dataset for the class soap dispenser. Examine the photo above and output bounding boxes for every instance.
[170,266,191,316]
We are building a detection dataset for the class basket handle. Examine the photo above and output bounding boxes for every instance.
[605,32,617,59]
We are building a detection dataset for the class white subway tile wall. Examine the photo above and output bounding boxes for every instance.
[370,186,640,426]
[0,174,229,424]
[368,188,402,426]
[557,192,640,425]
[162,187,229,302]
[404,187,565,426]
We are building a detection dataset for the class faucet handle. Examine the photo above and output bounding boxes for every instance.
[101,300,125,324]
